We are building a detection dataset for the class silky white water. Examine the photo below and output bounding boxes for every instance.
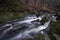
[0,14,57,40]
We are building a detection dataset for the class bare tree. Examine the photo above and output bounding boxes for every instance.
[19,0,60,12]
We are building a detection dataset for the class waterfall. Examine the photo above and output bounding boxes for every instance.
[0,14,57,40]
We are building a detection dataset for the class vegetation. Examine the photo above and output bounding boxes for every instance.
[0,0,60,40]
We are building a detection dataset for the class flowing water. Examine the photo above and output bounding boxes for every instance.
[0,14,57,40]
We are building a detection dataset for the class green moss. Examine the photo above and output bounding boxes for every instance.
[50,18,60,36]
[0,12,28,24]
[34,34,45,40]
